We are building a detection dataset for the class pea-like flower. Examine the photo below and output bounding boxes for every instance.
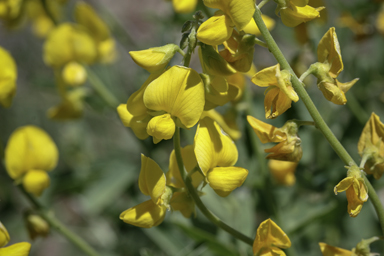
[194,116,248,197]
[319,237,381,256]
[277,0,325,27]
[251,64,299,119]
[0,46,17,108]
[253,218,291,256]
[247,116,303,162]
[197,0,255,46]
[268,160,298,186]
[319,242,355,256]
[0,222,31,255]
[358,113,384,180]
[334,165,368,217]
[5,126,59,196]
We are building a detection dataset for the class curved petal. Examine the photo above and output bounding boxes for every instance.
[146,114,176,143]
[138,154,166,203]
[334,177,353,194]
[0,222,10,247]
[346,186,364,217]
[264,87,280,119]
[172,0,198,13]
[268,160,298,186]
[317,27,343,78]
[251,64,280,87]
[274,91,293,118]
[242,14,275,36]
[319,242,353,256]
[22,170,50,197]
[358,113,384,155]
[0,242,31,256]
[207,166,248,197]
[247,115,285,143]
[280,5,323,27]
[120,200,167,228]
[0,46,17,108]
[197,15,234,46]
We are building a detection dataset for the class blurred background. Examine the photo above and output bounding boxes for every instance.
[1,0,384,255]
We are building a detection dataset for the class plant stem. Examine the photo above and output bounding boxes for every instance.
[18,186,100,256]
[173,128,254,246]
[253,4,384,235]
[258,0,272,9]
[254,38,268,48]
[86,67,120,109]
[346,91,370,126]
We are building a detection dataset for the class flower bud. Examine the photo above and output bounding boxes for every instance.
[62,61,87,86]
[146,114,176,144]
[0,222,10,247]
[25,214,50,240]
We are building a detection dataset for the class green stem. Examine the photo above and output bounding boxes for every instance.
[253,5,384,235]
[254,38,268,48]
[86,67,120,109]
[346,91,370,126]
[298,64,315,82]
[18,186,100,256]
[258,0,272,9]
[173,128,254,246]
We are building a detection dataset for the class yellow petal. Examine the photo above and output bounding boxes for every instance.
[265,139,303,162]
[317,27,343,78]
[280,5,323,27]
[138,154,166,204]
[62,61,87,86]
[172,0,197,13]
[22,170,50,197]
[358,113,384,155]
[5,126,58,179]
[203,0,255,31]
[247,115,286,143]
[264,87,280,119]
[74,2,110,42]
[170,192,195,218]
[143,66,205,128]
[346,186,364,217]
[207,166,248,197]
[318,242,353,256]
[0,222,10,247]
[0,242,31,256]
[116,104,150,140]
[98,38,117,63]
[129,44,179,73]
[334,177,354,194]
[337,78,358,94]
[251,64,280,87]
[197,14,234,46]
[0,46,17,108]
[253,219,291,255]
[146,114,176,143]
[274,90,293,118]
[31,16,54,38]
[204,109,241,140]
[317,81,347,105]
[120,200,167,228]
[242,14,275,36]
[227,72,245,103]
[268,160,298,186]
[199,44,237,77]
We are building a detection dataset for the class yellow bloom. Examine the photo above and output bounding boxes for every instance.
[43,23,98,67]
[197,0,255,45]
[143,66,205,143]
[251,64,299,119]
[268,160,298,186]
[278,0,325,27]
[0,222,31,256]
[171,0,198,13]
[243,14,275,36]
[194,117,248,197]
[247,116,302,162]
[130,44,180,74]
[313,27,358,105]
[358,113,384,179]
[5,126,58,196]
[26,0,55,38]
[25,214,50,240]
[203,109,241,140]
[319,242,355,256]
[253,218,291,256]
[334,165,368,217]
[0,0,23,28]
[0,46,17,108]
[62,61,87,86]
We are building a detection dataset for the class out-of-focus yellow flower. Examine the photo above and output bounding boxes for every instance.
[253,218,291,256]
[171,0,198,13]
[251,64,299,119]
[319,242,355,256]
[194,117,248,196]
[0,46,17,108]
[243,14,275,36]
[312,27,358,105]
[48,88,87,120]
[358,113,384,179]
[74,2,116,63]
[334,165,368,217]
[377,4,384,36]
[0,222,31,256]
[43,23,98,67]
[247,116,303,162]
[26,0,55,38]
[268,160,298,186]
[0,0,23,28]
[62,61,87,86]
[277,0,325,27]
[130,44,180,74]
[25,214,50,240]
[197,0,255,45]
[338,13,373,39]
[143,66,205,143]
[5,126,58,196]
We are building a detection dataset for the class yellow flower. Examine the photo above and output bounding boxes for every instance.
[194,117,248,197]
[203,109,241,140]
[358,113,384,179]
[5,126,58,196]
[130,44,180,74]
[0,46,17,108]
[199,43,237,77]
[143,66,205,143]
[197,0,255,45]
[171,0,198,13]
[26,0,55,38]
[0,0,23,28]
[62,61,87,86]
[43,23,98,67]
[319,242,356,256]
[334,165,368,217]
[253,218,291,256]
[0,222,31,256]
[278,0,325,27]
[252,64,299,119]
[25,214,50,240]
[313,27,358,105]
[242,14,275,36]
[247,116,302,162]
[268,160,298,186]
